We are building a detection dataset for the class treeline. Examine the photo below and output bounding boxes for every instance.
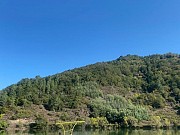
[0,53,180,128]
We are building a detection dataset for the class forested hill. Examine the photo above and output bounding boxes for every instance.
[0,53,180,127]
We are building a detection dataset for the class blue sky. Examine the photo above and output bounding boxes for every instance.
[0,0,180,89]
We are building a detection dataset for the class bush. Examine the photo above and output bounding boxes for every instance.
[0,114,8,130]
[148,94,165,108]
[152,98,165,108]
[0,107,8,114]
[30,115,48,130]
[150,116,162,128]
[0,120,8,130]
[11,109,32,120]
[123,116,138,127]
[163,118,170,127]
[90,117,109,128]
[59,112,71,121]
[89,95,149,124]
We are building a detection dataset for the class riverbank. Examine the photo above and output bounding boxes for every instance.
[3,117,180,133]
[2,126,180,135]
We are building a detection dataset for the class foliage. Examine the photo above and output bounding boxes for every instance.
[163,118,170,127]
[11,109,32,120]
[0,53,179,127]
[0,114,8,130]
[176,106,180,115]
[59,112,71,121]
[123,116,138,127]
[89,117,109,128]
[133,93,166,108]
[150,116,162,127]
[0,121,8,130]
[30,115,48,130]
[89,94,149,126]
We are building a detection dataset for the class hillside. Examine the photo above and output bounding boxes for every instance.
[0,53,180,129]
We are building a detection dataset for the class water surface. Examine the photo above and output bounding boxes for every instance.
[4,129,180,135]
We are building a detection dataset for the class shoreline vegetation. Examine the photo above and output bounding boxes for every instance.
[1,116,180,134]
[0,53,180,132]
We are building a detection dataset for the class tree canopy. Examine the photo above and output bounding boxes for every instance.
[0,53,180,127]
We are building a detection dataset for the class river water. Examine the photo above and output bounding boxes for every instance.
[5,129,180,135]
[73,129,179,135]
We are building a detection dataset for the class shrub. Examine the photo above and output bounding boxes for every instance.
[59,112,71,121]
[152,98,165,108]
[89,95,149,124]
[0,121,8,130]
[11,109,32,120]
[0,114,8,130]
[163,118,170,127]
[30,115,48,130]
[90,117,109,128]
[150,116,162,128]
[123,116,138,127]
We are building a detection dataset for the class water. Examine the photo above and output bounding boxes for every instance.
[3,129,180,135]
[73,129,179,135]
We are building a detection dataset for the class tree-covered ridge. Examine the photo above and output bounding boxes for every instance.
[0,53,180,128]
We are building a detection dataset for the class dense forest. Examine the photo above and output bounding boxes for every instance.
[0,53,180,130]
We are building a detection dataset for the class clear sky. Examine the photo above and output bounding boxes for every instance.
[0,0,180,90]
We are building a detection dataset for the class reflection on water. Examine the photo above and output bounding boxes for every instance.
[2,129,180,135]
[73,129,180,135]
